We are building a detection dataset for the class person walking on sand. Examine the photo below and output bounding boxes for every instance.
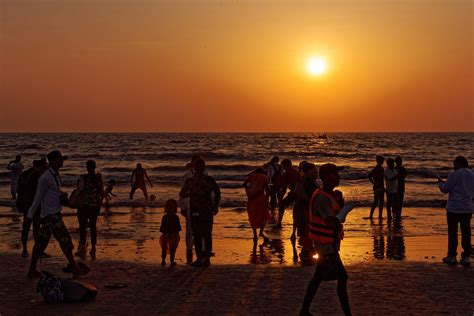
[369,155,385,220]
[243,168,271,242]
[275,159,300,229]
[160,199,181,267]
[300,163,352,316]
[264,156,282,216]
[294,162,319,264]
[179,160,195,264]
[438,156,474,266]
[16,159,47,257]
[75,160,104,259]
[129,163,153,200]
[384,158,399,221]
[179,158,221,267]
[7,154,24,199]
[27,150,89,278]
[395,156,407,216]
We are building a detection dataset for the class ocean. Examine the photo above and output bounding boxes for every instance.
[1,132,473,209]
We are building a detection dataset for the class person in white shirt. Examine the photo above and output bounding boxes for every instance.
[384,158,399,221]
[438,155,474,266]
[7,154,24,199]
[27,150,90,278]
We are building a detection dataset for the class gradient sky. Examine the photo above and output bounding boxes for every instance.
[0,0,472,132]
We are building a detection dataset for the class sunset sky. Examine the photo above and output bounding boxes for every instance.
[1,0,472,132]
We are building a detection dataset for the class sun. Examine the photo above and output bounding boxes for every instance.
[307,57,328,76]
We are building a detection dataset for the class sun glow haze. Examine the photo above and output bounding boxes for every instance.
[307,57,328,76]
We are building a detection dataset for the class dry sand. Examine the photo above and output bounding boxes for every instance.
[0,252,473,315]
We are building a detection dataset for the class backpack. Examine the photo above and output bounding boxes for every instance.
[37,271,64,303]
[68,189,83,209]
[62,279,98,302]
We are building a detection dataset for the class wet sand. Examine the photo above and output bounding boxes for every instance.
[0,206,473,315]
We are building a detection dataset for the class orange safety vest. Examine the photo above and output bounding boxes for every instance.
[308,188,343,244]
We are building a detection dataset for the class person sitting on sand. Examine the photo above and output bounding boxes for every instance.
[160,199,181,267]
[438,155,474,266]
[179,158,221,267]
[300,163,351,316]
[103,179,116,209]
[243,168,271,242]
[27,150,90,278]
[129,163,153,200]
[384,158,399,221]
[369,155,385,220]
[275,159,300,229]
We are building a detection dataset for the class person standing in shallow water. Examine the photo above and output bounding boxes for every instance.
[243,168,271,242]
[129,163,153,200]
[384,158,399,221]
[179,158,221,267]
[276,159,300,229]
[369,155,385,220]
[7,154,24,199]
[75,160,104,259]
[300,163,351,316]
[438,155,474,266]
[264,156,282,217]
[395,156,407,217]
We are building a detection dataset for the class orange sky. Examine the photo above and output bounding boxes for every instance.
[0,0,472,132]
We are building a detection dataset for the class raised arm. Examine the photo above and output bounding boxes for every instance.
[438,172,454,194]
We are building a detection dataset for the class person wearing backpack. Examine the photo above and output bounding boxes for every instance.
[75,160,104,258]
[17,159,47,257]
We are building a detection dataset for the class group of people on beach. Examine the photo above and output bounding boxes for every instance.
[6,149,474,316]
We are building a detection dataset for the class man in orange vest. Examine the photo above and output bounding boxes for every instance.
[299,163,352,316]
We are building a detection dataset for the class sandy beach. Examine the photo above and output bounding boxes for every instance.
[1,206,473,315]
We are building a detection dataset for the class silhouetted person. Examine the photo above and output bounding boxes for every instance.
[129,163,153,200]
[264,156,282,216]
[438,156,474,266]
[243,168,271,242]
[7,154,24,199]
[276,159,300,229]
[300,163,351,316]
[384,158,399,221]
[395,156,407,216]
[369,155,385,220]
[75,160,104,259]
[179,158,221,267]
[27,150,89,278]
[16,159,47,257]
[160,199,181,267]
[103,179,116,209]
[294,162,319,264]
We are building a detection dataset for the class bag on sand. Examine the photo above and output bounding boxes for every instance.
[62,279,98,302]
[37,271,64,303]
[37,271,98,303]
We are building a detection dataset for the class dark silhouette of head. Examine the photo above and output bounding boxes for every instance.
[386,158,395,168]
[281,159,292,171]
[108,179,116,185]
[165,199,178,215]
[319,163,343,189]
[137,163,142,169]
[86,160,96,174]
[453,156,469,170]
[194,158,206,175]
[271,156,279,164]
[302,162,316,175]
[15,155,21,162]
[47,150,68,170]
[395,156,403,166]
[298,161,308,172]
[254,167,265,174]
[376,155,385,165]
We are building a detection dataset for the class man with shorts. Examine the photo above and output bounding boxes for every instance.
[27,150,89,278]
[300,163,352,316]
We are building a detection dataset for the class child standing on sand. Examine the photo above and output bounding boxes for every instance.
[103,179,116,208]
[159,199,181,267]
